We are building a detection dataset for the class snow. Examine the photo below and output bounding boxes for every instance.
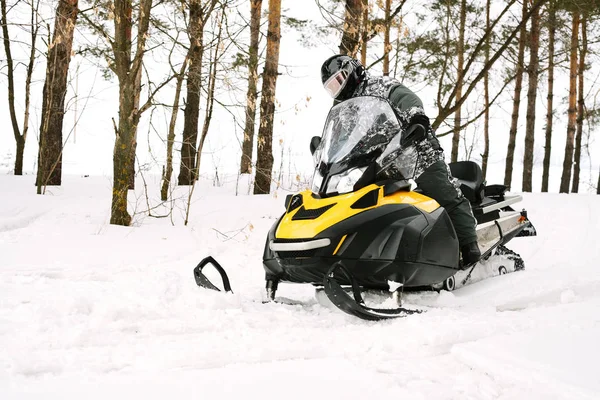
[1,174,600,399]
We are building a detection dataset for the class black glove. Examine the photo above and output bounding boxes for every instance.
[408,113,431,130]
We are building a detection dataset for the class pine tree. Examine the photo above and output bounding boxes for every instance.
[253,0,281,195]
[572,15,587,193]
[240,0,263,174]
[178,0,219,185]
[451,0,467,163]
[109,0,153,225]
[541,0,556,193]
[36,0,79,190]
[559,12,579,193]
[522,5,540,192]
[504,0,527,189]
[339,0,362,56]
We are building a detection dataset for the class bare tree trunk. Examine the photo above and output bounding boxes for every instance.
[572,15,587,193]
[522,5,540,192]
[240,0,263,174]
[597,166,600,194]
[559,12,579,194]
[504,0,527,189]
[110,0,152,225]
[482,0,490,179]
[360,0,368,65]
[253,0,281,195]
[195,8,225,181]
[15,136,25,173]
[542,0,556,193]
[178,0,205,185]
[161,58,188,201]
[36,0,78,191]
[339,0,362,57]
[383,0,391,76]
[1,0,39,175]
[126,3,145,191]
[451,0,466,163]
[184,9,226,225]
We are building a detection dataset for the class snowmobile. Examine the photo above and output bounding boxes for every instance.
[194,96,536,320]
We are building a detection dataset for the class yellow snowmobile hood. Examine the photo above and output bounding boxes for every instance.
[276,184,440,239]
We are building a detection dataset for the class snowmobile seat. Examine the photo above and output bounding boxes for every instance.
[448,161,485,204]
[484,184,507,201]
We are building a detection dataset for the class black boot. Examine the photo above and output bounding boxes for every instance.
[461,241,481,266]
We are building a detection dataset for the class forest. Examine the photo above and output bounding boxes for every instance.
[3,3,600,394]
[2,0,600,226]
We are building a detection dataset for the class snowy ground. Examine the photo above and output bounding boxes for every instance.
[1,174,600,399]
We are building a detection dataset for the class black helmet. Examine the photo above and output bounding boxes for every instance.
[321,55,366,101]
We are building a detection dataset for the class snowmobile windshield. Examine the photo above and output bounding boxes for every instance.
[312,96,419,195]
[315,96,401,166]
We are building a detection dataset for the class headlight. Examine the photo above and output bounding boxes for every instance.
[326,167,366,194]
[311,171,323,193]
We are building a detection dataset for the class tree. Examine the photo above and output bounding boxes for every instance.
[1,0,40,175]
[79,0,176,223]
[429,0,546,134]
[559,12,579,193]
[240,0,263,174]
[193,7,226,184]
[161,56,188,202]
[109,0,154,225]
[36,0,79,192]
[178,0,219,185]
[481,0,490,179]
[572,15,588,193]
[253,0,281,194]
[383,0,391,75]
[183,6,227,225]
[339,0,362,56]
[451,0,467,163]
[522,4,540,192]
[504,0,528,189]
[542,0,557,193]
[360,0,368,65]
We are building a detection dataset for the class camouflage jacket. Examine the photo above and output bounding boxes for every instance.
[352,75,444,178]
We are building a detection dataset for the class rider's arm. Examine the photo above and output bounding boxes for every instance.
[388,83,424,111]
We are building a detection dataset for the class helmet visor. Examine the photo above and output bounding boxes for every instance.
[323,69,349,98]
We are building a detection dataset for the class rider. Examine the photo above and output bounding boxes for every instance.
[320,54,481,265]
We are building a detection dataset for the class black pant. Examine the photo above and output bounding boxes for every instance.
[415,160,478,246]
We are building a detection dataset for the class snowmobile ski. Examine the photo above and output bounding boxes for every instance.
[323,262,422,321]
[193,256,233,293]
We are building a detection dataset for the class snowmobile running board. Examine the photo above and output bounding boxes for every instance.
[323,262,422,321]
[480,194,522,214]
[193,256,233,293]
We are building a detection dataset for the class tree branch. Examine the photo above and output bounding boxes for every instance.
[433,0,548,129]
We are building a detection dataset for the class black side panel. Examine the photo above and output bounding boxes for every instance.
[417,208,459,268]
[317,204,423,261]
